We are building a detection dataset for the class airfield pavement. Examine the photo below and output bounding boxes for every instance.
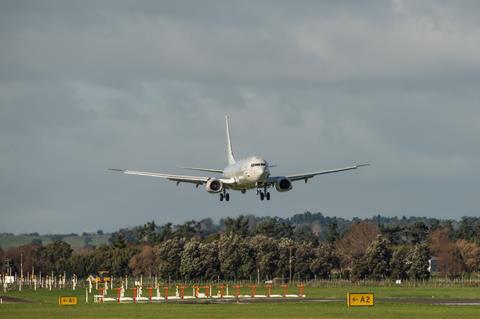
[1,294,479,305]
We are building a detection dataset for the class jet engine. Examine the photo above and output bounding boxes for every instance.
[275,177,292,192]
[205,178,224,193]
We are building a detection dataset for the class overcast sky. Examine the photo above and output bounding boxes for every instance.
[1,0,479,234]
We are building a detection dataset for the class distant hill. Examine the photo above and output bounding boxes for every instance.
[0,233,110,250]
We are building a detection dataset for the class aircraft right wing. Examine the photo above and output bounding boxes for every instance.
[108,168,234,186]
[274,163,370,183]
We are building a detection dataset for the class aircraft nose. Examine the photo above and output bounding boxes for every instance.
[259,166,268,179]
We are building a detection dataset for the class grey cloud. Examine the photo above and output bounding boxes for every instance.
[1,1,479,233]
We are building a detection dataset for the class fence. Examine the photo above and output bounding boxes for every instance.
[2,273,480,292]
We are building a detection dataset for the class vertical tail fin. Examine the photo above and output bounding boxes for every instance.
[225,115,236,165]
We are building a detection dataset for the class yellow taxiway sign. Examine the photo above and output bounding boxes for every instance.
[59,296,78,305]
[347,292,374,306]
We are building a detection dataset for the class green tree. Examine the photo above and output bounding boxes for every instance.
[110,245,138,277]
[275,238,296,280]
[325,222,340,244]
[41,240,73,275]
[294,242,314,280]
[109,229,138,245]
[310,244,338,279]
[380,225,404,245]
[249,235,279,280]
[407,243,431,280]
[408,221,429,244]
[199,241,220,280]
[456,217,475,241]
[351,256,369,280]
[69,252,95,278]
[180,239,203,280]
[111,232,127,249]
[138,221,158,244]
[174,221,198,239]
[90,245,113,273]
[218,233,255,280]
[158,223,174,242]
[256,217,293,239]
[390,246,410,280]
[154,238,184,280]
[365,236,392,279]
[474,222,480,245]
[223,216,250,237]
[293,225,318,244]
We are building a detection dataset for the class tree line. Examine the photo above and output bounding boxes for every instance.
[2,213,480,281]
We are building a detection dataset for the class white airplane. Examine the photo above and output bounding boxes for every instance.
[109,116,369,201]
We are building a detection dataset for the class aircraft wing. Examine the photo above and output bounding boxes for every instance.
[271,163,369,183]
[108,168,234,186]
[180,167,223,173]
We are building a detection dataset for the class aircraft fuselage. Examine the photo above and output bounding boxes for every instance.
[223,155,270,190]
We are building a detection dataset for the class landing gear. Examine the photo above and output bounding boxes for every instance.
[220,190,230,202]
[257,185,271,201]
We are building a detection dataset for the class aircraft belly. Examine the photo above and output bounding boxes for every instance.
[230,183,255,191]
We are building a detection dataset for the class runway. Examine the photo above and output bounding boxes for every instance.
[1,295,479,306]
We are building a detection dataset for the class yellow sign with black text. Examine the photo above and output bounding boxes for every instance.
[347,293,374,307]
[59,296,78,305]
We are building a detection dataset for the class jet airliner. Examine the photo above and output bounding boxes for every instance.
[109,116,369,201]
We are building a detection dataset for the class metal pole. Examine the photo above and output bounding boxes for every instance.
[20,253,23,282]
[289,247,292,283]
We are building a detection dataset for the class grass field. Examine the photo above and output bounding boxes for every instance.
[1,286,479,319]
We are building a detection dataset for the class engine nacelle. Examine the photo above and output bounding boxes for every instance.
[205,179,224,193]
[275,177,292,192]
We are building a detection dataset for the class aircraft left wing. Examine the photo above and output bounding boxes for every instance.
[108,168,234,186]
[269,163,369,183]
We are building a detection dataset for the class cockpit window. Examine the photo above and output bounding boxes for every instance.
[251,163,266,167]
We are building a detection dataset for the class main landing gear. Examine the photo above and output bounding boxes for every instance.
[256,186,271,201]
[220,189,230,202]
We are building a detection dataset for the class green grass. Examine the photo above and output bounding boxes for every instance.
[302,286,480,299]
[1,287,479,319]
[2,301,480,319]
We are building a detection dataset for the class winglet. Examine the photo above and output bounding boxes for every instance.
[356,163,370,168]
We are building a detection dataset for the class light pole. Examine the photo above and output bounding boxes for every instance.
[20,253,23,281]
[289,247,292,283]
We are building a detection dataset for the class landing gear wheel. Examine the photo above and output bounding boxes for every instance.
[260,192,265,201]
[225,193,230,201]
[266,192,270,200]
[220,193,224,201]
